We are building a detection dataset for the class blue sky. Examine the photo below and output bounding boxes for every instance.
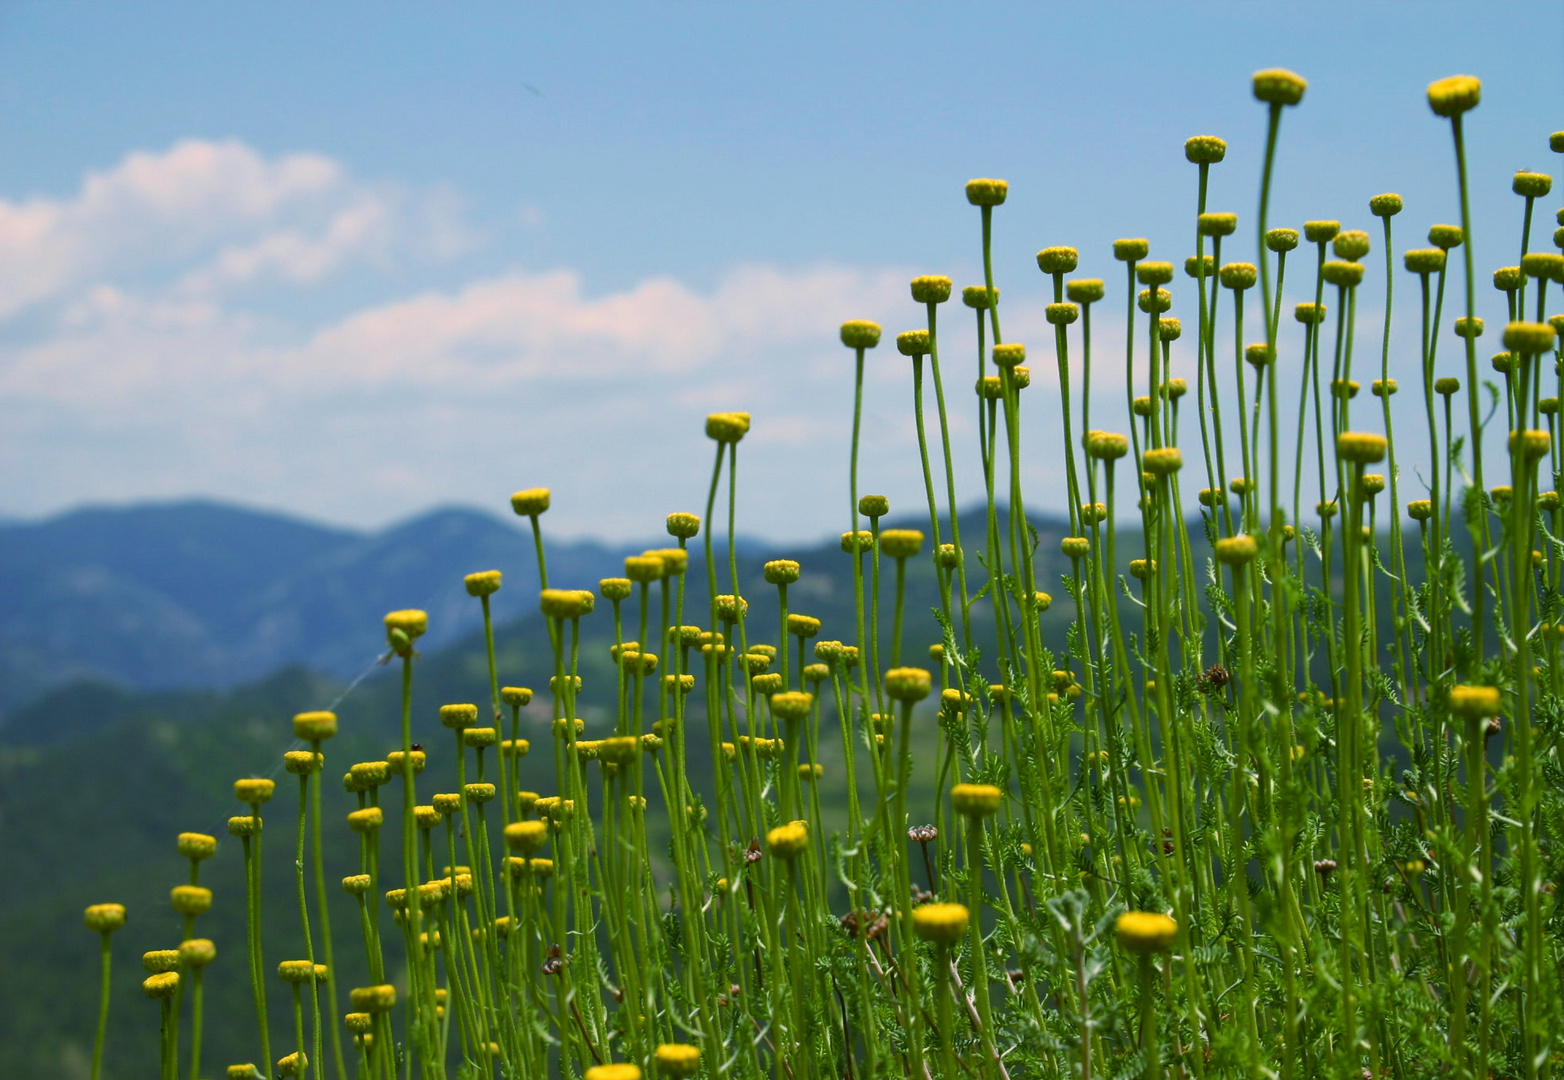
[1,3,1559,541]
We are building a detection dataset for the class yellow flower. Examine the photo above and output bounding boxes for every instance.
[1115,911,1177,953]
[911,902,969,945]
[586,1066,642,1080]
[767,821,810,860]
[1449,685,1500,721]
[84,903,127,934]
[655,1044,701,1077]
[951,783,1004,817]
[885,667,932,702]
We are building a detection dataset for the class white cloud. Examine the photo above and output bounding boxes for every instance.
[0,138,473,318]
[0,251,943,539]
[0,139,924,539]
[0,138,1100,542]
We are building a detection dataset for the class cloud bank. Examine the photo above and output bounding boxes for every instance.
[4,140,1067,542]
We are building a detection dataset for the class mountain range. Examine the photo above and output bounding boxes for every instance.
[0,500,654,720]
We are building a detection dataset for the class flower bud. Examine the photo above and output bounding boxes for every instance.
[1115,911,1177,953]
[1504,321,1557,355]
[965,178,1008,206]
[439,703,478,730]
[655,1044,702,1077]
[840,320,882,349]
[767,821,810,859]
[787,613,822,638]
[840,530,874,554]
[1337,432,1388,464]
[763,559,801,585]
[992,342,1026,368]
[1369,193,1403,218]
[1184,135,1227,163]
[234,778,276,805]
[384,609,428,656]
[284,751,323,775]
[464,570,501,597]
[599,578,633,602]
[1086,431,1129,460]
[1061,536,1091,560]
[1449,684,1500,720]
[178,832,218,861]
[1220,262,1257,290]
[962,285,996,309]
[1197,212,1237,237]
[1333,231,1371,260]
[351,985,397,1013]
[1428,224,1464,250]
[1513,171,1552,198]
[143,971,180,1000]
[171,885,213,916]
[540,589,594,620]
[510,488,550,516]
[880,529,924,559]
[1510,429,1551,460]
[85,903,127,934]
[1113,238,1150,262]
[1066,278,1104,303]
[180,939,217,968]
[896,329,931,356]
[1426,75,1480,117]
[770,691,814,722]
[1036,246,1078,274]
[885,667,932,702]
[911,902,969,945]
[704,412,751,443]
[1142,447,1182,476]
[1304,220,1340,243]
[462,725,497,748]
[1138,288,1172,313]
[1322,261,1364,287]
[1253,68,1307,106]
[1136,261,1174,286]
[951,782,1003,816]
[1266,227,1300,252]
[386,748,427,774]
[1522,252,1564,281]
[910,275,952,304]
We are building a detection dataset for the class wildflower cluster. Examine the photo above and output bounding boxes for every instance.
[80,71,1564,1080]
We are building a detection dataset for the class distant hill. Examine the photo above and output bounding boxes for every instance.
[0,501,653,718]
[0,498,1085,724]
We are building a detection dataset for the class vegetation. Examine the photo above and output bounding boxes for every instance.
[69,70,1564,1080]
